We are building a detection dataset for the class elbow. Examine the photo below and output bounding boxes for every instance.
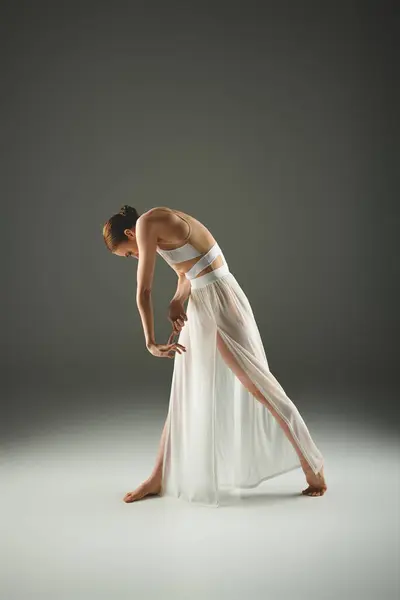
[136,288,152,303]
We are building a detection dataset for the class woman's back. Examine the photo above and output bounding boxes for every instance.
[144,206,226,280]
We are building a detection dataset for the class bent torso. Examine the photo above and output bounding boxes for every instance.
[144,206,225,279]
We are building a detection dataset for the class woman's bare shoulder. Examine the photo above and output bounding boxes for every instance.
[137,206,172,221]
[141,206,197,222]
[141,206,175,218]
[141,206,214,245]
[142,206,204,228]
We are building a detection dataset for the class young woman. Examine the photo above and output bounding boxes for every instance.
[103,205,327,506]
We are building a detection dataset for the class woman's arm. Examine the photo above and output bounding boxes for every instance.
[135,216,158,347]
[168,273,191,334]
[170,272,191,305]
[135,216,187,358]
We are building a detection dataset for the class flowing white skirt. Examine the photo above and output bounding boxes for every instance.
[161,262,324,507]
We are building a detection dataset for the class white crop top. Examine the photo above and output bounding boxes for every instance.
[155,209,226,280]
[157,242,225,280]
[156,243,202,264]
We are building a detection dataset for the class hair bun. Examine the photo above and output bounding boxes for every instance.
[119,205,135,217]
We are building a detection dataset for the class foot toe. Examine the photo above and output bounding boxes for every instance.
[302,485,326,496]
[124,491,139,502]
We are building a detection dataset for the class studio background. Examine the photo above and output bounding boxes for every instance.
[1,4,397,449]
[2,1,397,444]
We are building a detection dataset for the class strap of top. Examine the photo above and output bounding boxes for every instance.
[184,243,223,280]
[157,244,202,263]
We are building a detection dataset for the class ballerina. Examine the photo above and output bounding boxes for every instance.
[102,205,327,506]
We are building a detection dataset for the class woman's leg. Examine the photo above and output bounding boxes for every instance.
[123,415,168,503]
[216,331,327,496]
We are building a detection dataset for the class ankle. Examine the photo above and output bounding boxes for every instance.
[147,471,162,484]
[299,458,311,473]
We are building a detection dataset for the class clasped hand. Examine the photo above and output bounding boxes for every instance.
[146,300,188,359]
[168,299,188,334]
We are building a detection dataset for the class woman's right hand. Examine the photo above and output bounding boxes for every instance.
[147,336,186,359]
[168,300,188,335]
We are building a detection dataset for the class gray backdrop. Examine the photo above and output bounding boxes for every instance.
[2,1,398,438]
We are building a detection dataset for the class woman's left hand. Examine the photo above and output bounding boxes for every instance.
[147,338,187,359]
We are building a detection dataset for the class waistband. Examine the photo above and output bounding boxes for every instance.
[189,263,231,289]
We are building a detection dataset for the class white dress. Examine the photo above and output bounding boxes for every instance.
[159,240,324,507]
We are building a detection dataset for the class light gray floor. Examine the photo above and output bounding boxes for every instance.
[1,397,399,600]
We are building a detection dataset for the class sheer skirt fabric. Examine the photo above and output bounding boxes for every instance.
[161,262,324,507]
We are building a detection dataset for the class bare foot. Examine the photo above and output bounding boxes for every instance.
[302,465,327,497]
[123,477,162,503]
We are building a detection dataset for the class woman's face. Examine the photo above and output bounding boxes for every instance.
[113,228,139,259]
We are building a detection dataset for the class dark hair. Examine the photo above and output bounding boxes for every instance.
[103,205,140,251]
